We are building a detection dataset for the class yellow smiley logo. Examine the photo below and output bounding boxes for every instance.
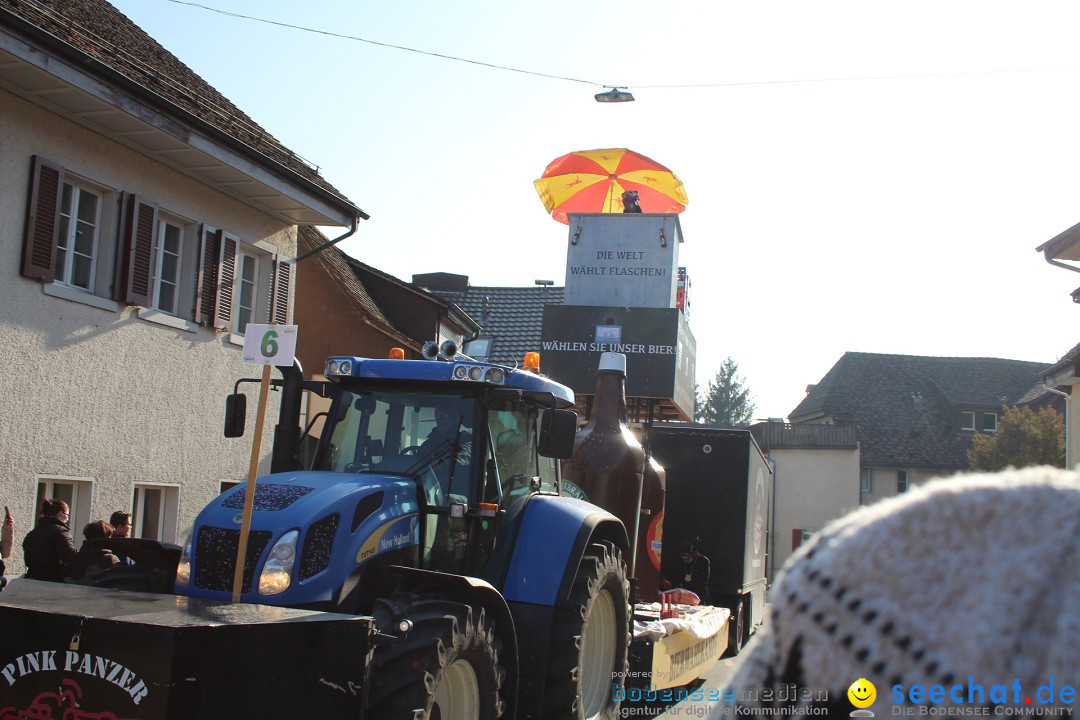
[847,678,877,709]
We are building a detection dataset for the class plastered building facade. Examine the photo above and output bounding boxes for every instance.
[0,1,360,572]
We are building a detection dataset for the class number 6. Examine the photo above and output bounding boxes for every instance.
[261,330,279,357]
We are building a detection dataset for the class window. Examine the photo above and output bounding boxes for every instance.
[35,476,94,534]
[897,470,909,494]
[55,181,101,291]
[21,157,117,305]
[960,411,975,431]
[132,484,180,543]
[236,249,259,333]
[195,230,290,335]
[860,469,873,494]
[488,403,537,498]
[153,217,185,315]
[982,413,997,434]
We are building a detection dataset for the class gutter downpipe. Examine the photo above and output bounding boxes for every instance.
[1043,385,1071,470]
[292,216,361,264]
[1037,243,1079,468]
[1043,254,1080,275]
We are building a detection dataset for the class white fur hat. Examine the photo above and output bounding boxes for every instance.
[724,466,1080,713]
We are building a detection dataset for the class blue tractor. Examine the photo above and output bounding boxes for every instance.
[174,344,631,720]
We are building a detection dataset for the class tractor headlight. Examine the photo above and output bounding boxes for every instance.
[175,535,192,587]
[258,530,299,595]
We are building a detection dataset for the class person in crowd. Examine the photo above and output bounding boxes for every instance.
[65,520,120,581]
[0,505,13,591]
[719,466,1080,716]
[109,510,135,564]
[674,537,710,601]
[109,510,131,538]
[22,499,77,582]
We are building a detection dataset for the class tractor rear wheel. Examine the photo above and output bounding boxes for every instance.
[544,541,630,720]
[370,594,505,719]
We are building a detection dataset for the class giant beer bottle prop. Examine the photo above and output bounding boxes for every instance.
[636,453,666,602]
[562,352,645,576]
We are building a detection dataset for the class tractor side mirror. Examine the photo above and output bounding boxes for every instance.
[224,393,247,438]
[538,409,578,459]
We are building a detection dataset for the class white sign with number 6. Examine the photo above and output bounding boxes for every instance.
[241,324,298,365]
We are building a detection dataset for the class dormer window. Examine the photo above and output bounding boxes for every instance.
[960,411,975,431]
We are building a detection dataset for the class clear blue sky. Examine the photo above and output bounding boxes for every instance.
[111,0,1080,418]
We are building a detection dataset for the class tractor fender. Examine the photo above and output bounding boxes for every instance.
[501,495,628,607]
[387,565,520,720]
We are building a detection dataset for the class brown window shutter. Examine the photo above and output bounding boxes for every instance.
[213,235,237,330]
[195,227,222,326]
[120,195,158,306]
[113,193,131,302]
[271,257,291,324]
[21,156,64,281]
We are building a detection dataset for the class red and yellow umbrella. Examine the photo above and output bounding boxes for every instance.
[533,148,688,224]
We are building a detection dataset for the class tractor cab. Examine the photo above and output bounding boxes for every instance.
[312,351,577,580]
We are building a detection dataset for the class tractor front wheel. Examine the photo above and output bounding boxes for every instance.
[544,541,630,720]
[370,594,505,719]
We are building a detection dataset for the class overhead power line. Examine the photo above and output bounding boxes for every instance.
[166,0,1080,92]
[165,0,606,88]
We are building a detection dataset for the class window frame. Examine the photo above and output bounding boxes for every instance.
[981,413,998,434]
[153,215,185,316]
[235,245,260,335]
[897,470,909,494]
[55,179,103,292]
[131,483,180,544]
[860,468,873,494]
[959,411,975,432]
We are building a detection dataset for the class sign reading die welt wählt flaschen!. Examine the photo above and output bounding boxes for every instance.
[563,213,682,308]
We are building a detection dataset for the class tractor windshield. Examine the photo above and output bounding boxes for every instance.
[486,398,559,497]
[319,389,479,501]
